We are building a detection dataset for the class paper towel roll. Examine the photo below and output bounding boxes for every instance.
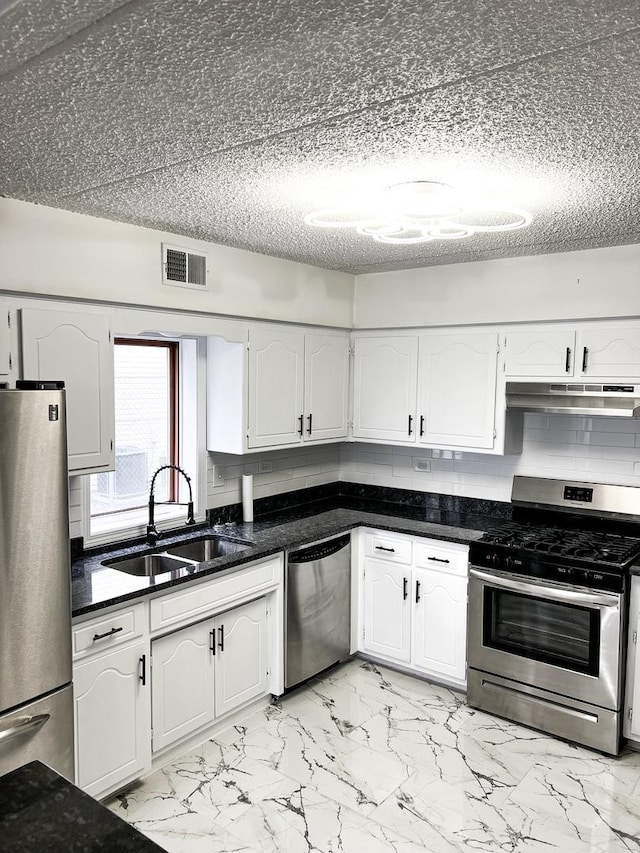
[242,473,254,523]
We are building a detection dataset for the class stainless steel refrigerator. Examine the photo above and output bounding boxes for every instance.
[0,385,74,780]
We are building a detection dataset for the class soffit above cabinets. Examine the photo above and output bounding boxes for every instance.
[2,0,640,274]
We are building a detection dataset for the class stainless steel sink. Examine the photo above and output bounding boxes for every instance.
[164,535,252,563]
[103,553,196,577]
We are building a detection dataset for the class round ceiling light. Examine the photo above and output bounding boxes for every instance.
[305,180,532,246]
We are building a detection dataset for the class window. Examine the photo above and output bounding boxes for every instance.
[89,337,185,537]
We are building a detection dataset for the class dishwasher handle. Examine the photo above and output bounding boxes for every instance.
[288,534,351,564]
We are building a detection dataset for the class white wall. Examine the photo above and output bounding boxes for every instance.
[354,243,640,329]
[0,197,354,328]
[340,412,640,503]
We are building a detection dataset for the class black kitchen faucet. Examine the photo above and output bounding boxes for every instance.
[146,464,196,546]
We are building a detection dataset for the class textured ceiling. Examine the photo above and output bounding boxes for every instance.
[1,0,640,274]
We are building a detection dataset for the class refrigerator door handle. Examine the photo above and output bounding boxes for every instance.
[0,713,50,744]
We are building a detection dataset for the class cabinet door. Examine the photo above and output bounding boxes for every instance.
[362,559,411,663]
[418,332,498,449]
[21,308,114,472]
[0,305,10,376]
[214,598,269,718]
[151,621,215,752]
[74,641,150,798]
[504,329,575,377]
[412,567,467,684]
[628,613,640,741]
[578,327,640,378]
[248,327,305,448]
[353,335,418,443]
[303,333,350,442]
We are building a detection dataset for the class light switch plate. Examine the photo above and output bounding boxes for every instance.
[413,459,431,472]
[212,465,225,487]
[258,460,273,473]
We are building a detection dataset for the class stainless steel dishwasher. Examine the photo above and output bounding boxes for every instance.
[285,533,351,690]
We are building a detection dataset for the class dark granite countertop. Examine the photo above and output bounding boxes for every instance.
[0,761,163,853]
[71,502,493,618]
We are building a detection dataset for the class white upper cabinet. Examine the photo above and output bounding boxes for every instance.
[248,327,305,448]
[352,334,419,443]
[208,325,350,453]
[0,305,10,376]
[577,327,640,378]
[418,332,498,450]
[505,323,640,380]
[303,333,350,442]
[21,308,114,473]
[504,329,576,377]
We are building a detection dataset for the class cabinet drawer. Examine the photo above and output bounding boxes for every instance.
[150,556,281,633]
[414,540,468,576]
[73,603,145,660]
[364,531,412,564]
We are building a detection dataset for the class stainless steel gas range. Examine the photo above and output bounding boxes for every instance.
[467,476,640,755]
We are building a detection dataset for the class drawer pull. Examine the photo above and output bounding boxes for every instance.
[375,545,395,553]
[427,556,450,564]
[0,714,49,744]
[92,626,123,642]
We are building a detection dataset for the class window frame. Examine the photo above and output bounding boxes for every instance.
[83,334,204,548]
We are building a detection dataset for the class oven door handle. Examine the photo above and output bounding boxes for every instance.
[469,568,620,608]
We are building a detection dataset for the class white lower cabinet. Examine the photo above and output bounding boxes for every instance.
[74,638,151,799]
[624,576,640,741]
[151,597,269,753]
[360,530,468,687]
[363,559,411,663]
[151,621,215,752]
[73,555,283,800]
[412,566,467,683]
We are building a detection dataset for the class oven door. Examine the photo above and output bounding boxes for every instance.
[467,568,623,711]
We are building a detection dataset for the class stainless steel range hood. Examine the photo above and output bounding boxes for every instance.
[506,382,640,417]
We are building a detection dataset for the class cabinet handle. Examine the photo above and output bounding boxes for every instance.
[139,655,146,686]
[307,413,313,435]
[92,626,123,642]
[565,347,571,373]
[419,415,425,437]
[408,415,413,435]
[375,545,395,553]
[298,415,304,436]
[582,346,588,373]
[218,625,225,652]
[210,629,216,656]
[403,577,408,600]
[427,556,450,564]
[415,580,421,603]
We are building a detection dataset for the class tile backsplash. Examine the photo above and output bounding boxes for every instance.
[69,412,640,541]
[339,412,640,502]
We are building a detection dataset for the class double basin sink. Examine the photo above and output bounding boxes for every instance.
[102,535,253,579]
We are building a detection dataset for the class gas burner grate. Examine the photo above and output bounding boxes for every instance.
[481,522,640,566]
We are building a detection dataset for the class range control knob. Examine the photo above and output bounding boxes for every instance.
[504,555,514,571]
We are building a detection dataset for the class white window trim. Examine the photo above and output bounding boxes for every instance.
[82,335,207,550]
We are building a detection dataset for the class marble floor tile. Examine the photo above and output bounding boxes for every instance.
[108,658,640,853]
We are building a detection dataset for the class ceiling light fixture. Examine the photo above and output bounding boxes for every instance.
[305,180,532,245]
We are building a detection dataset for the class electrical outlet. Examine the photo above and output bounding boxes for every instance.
[413,459,431,473]
[258,460,273,473]
[212,465,225,487]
